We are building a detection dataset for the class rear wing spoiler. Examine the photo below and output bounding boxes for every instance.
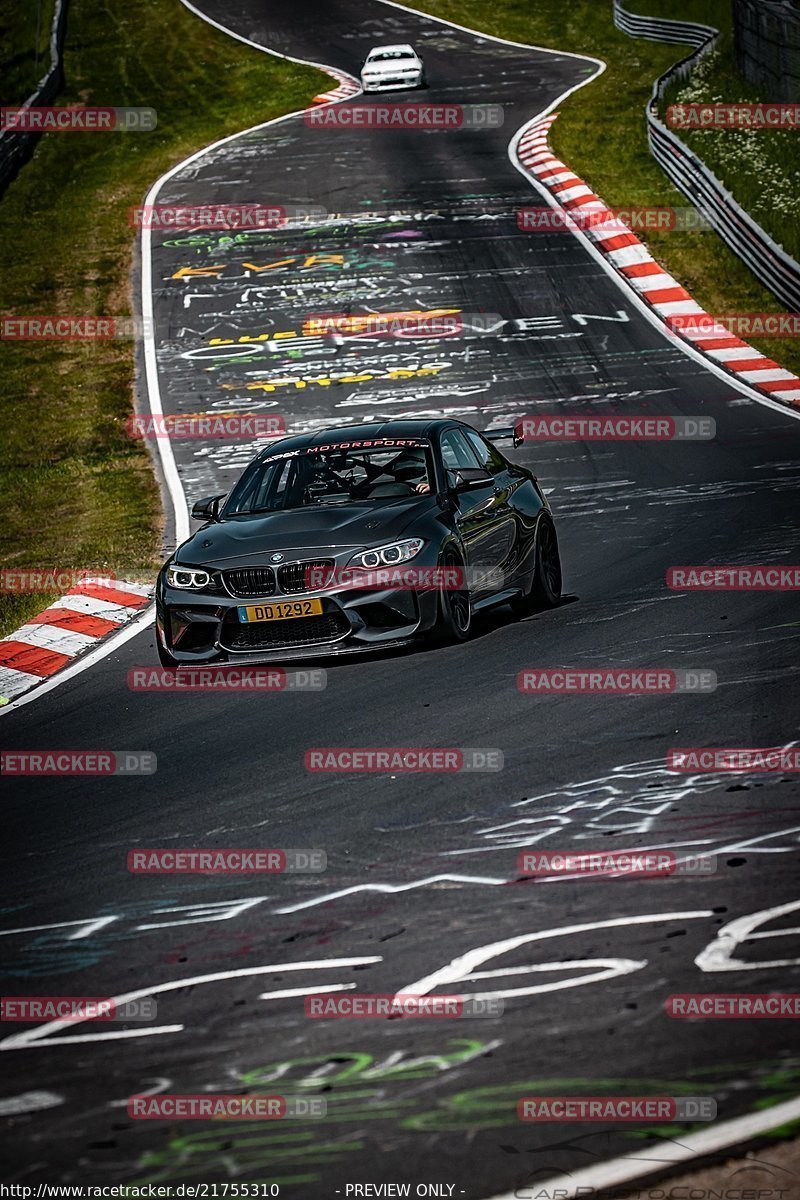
[485,425,525,448]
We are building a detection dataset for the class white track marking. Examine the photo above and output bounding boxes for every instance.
[0,1091,64,1116]
[396,911,711,997]
[0,915,119,940]
[274,872,508,913]
[0,957,382,1050]
[696,898,800,972]
[258,983,356,1000]
[483,1095,800,1199]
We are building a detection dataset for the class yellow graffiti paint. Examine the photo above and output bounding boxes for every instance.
[221,365,446,393]
[170,265,226,279]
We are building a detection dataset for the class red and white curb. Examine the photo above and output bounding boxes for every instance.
[312,69,361,105]
[515,113,800,407]
[0,578,153,705]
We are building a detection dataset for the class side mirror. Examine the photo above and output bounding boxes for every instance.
[447,467,492,491]
[191,494,226,522]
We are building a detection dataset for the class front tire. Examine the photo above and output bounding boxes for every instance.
[510,514,561,617]
[430,547,472,643]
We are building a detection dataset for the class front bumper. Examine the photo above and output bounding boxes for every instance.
[360,75,423,92]
[156,570,440,664]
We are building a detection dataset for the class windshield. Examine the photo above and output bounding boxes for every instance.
[368,50,415,62]
[224,442,433,514]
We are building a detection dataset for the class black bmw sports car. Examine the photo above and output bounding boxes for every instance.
[155,419,562,665]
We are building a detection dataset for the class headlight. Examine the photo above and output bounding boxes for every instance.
[166,563,212,590]
[348,538,425,570]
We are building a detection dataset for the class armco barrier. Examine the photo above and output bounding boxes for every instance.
[0,0,69,196]
[612,0,800,313]
[613,3,714,49]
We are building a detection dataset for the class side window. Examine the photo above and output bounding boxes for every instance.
[440,429,482,471]
[464,429,506,476]
[254,459,292,510]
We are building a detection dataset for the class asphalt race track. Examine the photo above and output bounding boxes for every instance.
[2,0,799,1193]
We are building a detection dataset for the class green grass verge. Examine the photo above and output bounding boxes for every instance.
[409,0,800,378]
[0,0,326,638]
[667,51,800,265]
[0,0,57,105]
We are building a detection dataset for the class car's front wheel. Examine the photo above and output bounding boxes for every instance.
[510,514,562,617]
[430,547,472,643]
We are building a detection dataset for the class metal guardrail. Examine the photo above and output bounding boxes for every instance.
[613,4,714,48]
[612,0,800,312]
[0,0,70,196]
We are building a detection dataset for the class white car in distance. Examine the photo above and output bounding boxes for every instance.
[360,44,426,93]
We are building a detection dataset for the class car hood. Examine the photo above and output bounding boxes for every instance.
[176,497,436,568]
[363,59,419,75]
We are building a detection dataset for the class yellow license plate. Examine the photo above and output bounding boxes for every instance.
[238,599,323,623]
